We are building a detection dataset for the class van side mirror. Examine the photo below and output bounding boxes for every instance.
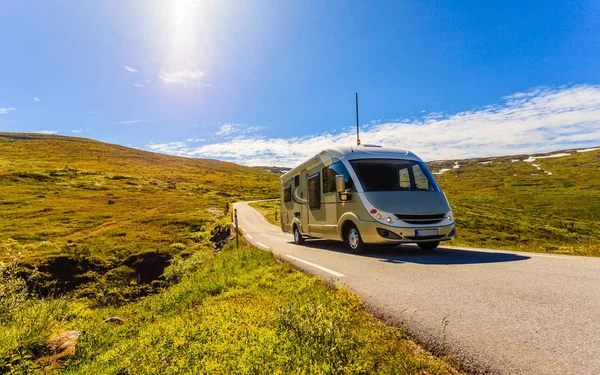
[335,175,346,193]
[335,175,350,201]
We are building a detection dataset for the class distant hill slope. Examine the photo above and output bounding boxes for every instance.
[253,166,292,174]
[428,147,600,255]
[0,133,279,298]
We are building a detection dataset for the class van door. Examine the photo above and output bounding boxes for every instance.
[299,169,309,234]
[321,165,339,239]
[307,168,326,236]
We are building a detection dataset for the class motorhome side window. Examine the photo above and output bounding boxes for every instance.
[294,175,300,187]
[350,159,439,192]
[322,161,354,193]
[283,185,292,202]
[307,172,321,209]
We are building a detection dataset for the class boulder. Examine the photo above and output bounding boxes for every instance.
[38,330,81,367]
[103,316,124,324]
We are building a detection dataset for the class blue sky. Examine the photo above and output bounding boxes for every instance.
[1,0,599,165]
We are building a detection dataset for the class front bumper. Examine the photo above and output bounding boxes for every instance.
[358,220,456,245]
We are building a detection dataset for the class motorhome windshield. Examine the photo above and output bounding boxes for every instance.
[349,159,439,192]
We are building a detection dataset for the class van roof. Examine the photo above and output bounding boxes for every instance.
[280,145,422,180]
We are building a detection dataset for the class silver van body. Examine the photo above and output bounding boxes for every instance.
[279,145,455,250]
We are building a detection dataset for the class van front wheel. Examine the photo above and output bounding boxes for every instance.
[417,241,440,250]
[346,225,366,254]
[293,226,305,245]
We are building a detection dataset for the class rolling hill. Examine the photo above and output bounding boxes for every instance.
[0,132,279,300]
[430,147,600,256]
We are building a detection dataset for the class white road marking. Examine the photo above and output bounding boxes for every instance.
[246,234,253,239]
[256,242,270,250]
[285,255,346,277]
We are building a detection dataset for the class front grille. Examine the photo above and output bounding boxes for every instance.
[395,213,445,225]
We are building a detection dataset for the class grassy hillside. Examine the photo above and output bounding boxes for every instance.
[0,132,278,301]
[0,133,460,374]
[0,132,275,257]
[430,148,600,256]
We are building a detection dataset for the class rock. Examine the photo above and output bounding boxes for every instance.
[103,316,124,324]
[108,199,116,204]
[210,225,230,244]
[38,330,81,367]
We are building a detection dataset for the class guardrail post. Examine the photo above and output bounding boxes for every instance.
[275,211,278,223]
[234,208,239,248]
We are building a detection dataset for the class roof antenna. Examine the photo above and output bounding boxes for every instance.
[355,92,361,146]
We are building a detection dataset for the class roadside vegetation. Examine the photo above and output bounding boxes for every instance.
[1,242,461,374]
[252,148,600,257]
[249,199,281,226]
[0,133,460,374]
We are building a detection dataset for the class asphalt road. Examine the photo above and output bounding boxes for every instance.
[234,201,600,375]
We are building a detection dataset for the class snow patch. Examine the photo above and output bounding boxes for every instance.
[511,159,520,162]
[480,161,491,165]
[524,153,571,162]
[577,147,600,153]
[433,168,452,175]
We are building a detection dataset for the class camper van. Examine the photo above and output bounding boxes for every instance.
[279,145,455,253]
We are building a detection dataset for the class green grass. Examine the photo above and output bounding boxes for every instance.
[0,133,279,300]
[0,133,277,259]
[1,243,461,374]
[0,133,460,374]
[249,200,281,226]
[430,149,600,256]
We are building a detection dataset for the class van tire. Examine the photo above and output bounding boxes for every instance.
[417,241,440,250]
[293,225,305,245]
[345,224,366,254]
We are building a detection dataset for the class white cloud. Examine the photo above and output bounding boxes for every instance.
[123,65,138,73]
[0,107,15,114]
[145,84,600,166]
[186,138,206,142]
[159,67,211,86]
[34,97,40,102]
[116,120,144,125]
[215,123,264,136]
[36,130,59,134]
[72,129,82,134]
[147,142,188,154]
[133,79,150,88]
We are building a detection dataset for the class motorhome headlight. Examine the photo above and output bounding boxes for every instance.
[446,211,454,222]
[369,207,395,224]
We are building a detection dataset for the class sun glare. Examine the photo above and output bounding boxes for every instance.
[160,0,215,71]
